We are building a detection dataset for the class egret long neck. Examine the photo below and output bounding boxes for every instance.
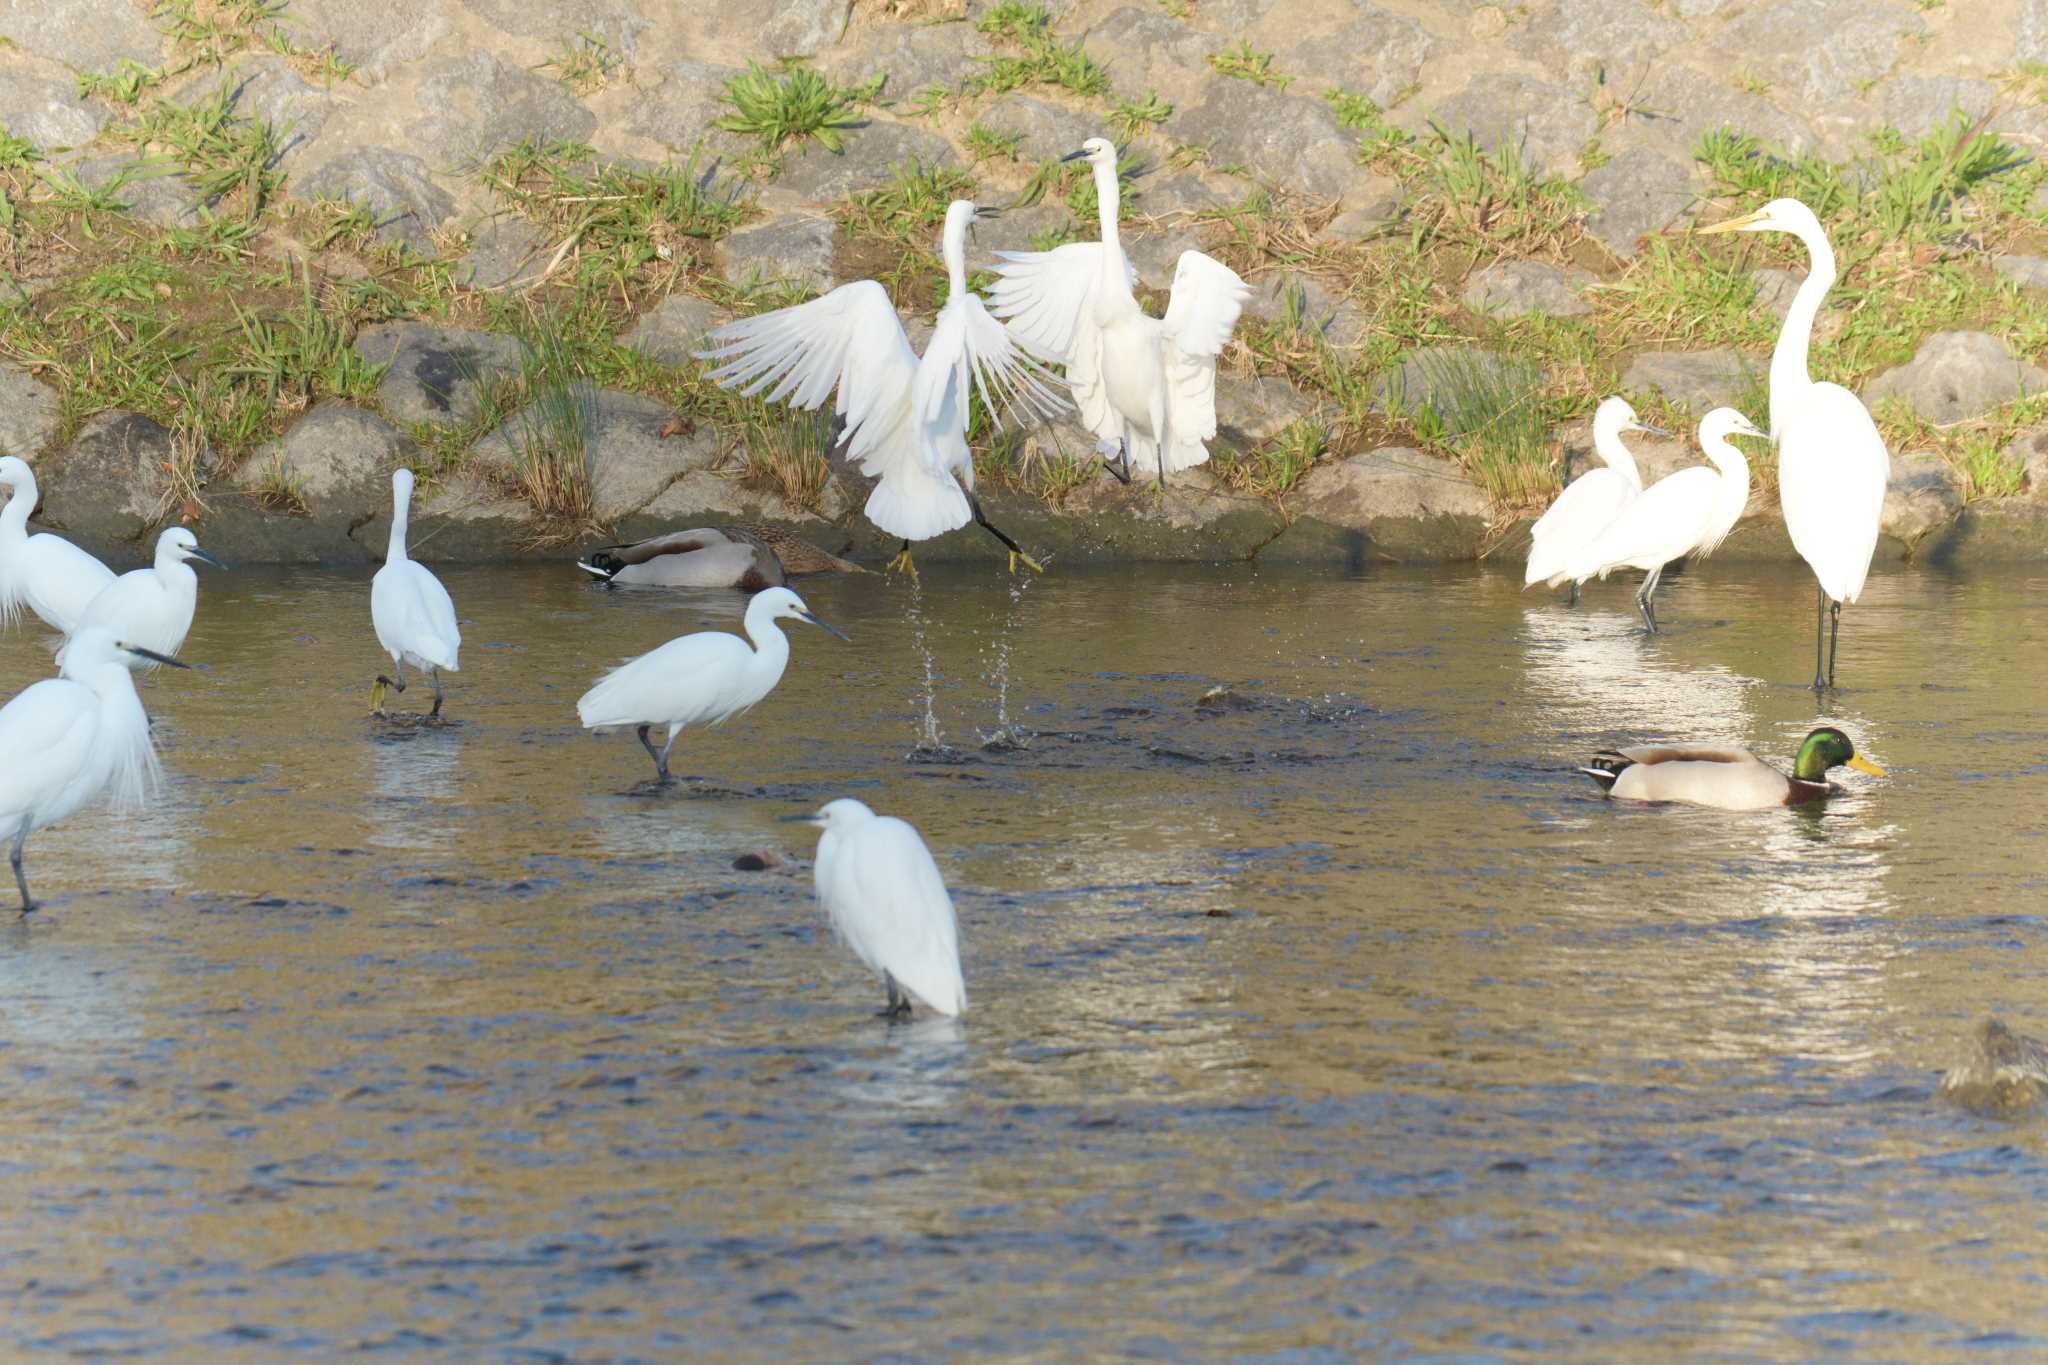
[741,606,793,692]
[1593,419,1642,489]
[387,488,412,562]
[0,476,31,544]
[1093,158,1121,249]
[1771,223,1836,439]
[942,215,968,301]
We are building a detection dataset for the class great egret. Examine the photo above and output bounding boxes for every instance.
[1698,199,1890,690]
[1525,397,1662,601]
[577,525,859,590]
[1561,407,1763,633]
[1580,726,1885,810]
[370,468,461,717]
[698,200,1065,575]
[576,585,847,784]
[62,527,223,670]
[0,456,117,633]
[1,628,187,912]
[796,797,965,1019]
[986,136,1252,487]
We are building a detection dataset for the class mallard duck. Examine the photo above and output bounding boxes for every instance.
[577,525,860,591]
[1580,726,1885,810]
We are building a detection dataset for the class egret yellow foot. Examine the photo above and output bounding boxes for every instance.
[887,548,917,576]
[370,679,387,714]
[1008,549,1045,574]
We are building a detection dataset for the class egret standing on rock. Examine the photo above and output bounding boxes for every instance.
[1698,199,1890,689]
[0,456,117,634]
[576,586,847,784]
[698,200,1066,575]
[0,628,187,913]
[1525,397,1661,602]
[1562,408,1763,634]
[798,798,965,1020]
[64,527,223,670]
[988,136,1252,487]
[370,468,461,717]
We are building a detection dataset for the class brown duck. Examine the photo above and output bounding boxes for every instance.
[577,525,861,592]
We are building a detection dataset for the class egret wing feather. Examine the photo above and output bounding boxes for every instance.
[1565,467,1719,580]
[373,560,460,672]
[0,680,97,831]
[1526,468,1637,587]
[1778,382,1888,604]
[576,632,760,730]
[20,535,116,634]
[986,242,1129,358]
[822,818,964,1016]
[1157,251,1251,473]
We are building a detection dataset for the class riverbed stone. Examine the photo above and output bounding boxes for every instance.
[356,323,522,427]
[1993,255,2048,290]
[472,388,711,523]
[297,147,456,252]
[1286,8,1436,109]
[1579,148,1694,258]
[620,294,722,365]
[409,50,598,167]
[0,56,106,149]
[455,217,552,289]
[1272,447,1493,563]
[773,120,957,201]
[1863,331,2048,424]
[721,212,837,292]
[1881,452,1962,548]
[1424,75,1598,178]
[1623,349,1764,413]
[1171,82,1357,200]
[0,0,160,73]
[38,412,176,549]
[0,365,60,459]
[1462,260,1593,318]
[1087,8,1224,106]
[234,402,415,514]
[274,0,455,82]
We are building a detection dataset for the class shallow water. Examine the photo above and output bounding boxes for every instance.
[3,559,2047,1358]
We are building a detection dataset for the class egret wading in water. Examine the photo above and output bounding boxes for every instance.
[62,527,223,670]
[987,136,1252,487]
[0,628,187,912]
[1525,397,1662,604]
[1698,199,1890,690]
[576,586,847,784]
[1561,407,1763,634]
[698,200,1065,576]
[370,468,461,717]
[794,798,965,1019]
[1580,726,1885,811]
[0,456,117,633]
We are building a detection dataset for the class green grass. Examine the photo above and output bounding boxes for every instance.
[505,308,601,532]
[715,63,879,154]
[964,121,1022,163]
[1110,90,1172,140]
[1386,349,1556,505]
[965,3,1109,98]
[841,160,978,241]
[1213,417,1327,497]
[122,80,284,218]
[1209,41,1291,92]
[76,59,174,106]
[536,31,622,95]
[1410,124,1585,253]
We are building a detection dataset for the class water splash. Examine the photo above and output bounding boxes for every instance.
[976,572,1036,751]
[906,574,949,755]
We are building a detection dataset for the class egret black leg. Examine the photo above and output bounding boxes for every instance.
[878,972,912,1021]
[1827,599,1842,689]
[11,825,33,914]
[1566,581,1579,608]
[1811,584,1828,692]
[1636,566,1664,635]
[429,669,445,718]
[1101,440,1132,485]
[636,725,673,784]
[968,493,1044,574]
[656,731,681,785]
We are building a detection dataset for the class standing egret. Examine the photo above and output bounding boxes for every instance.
[63,527,223,670]
[1562,408,1763,633]
[698,200,1065,575]
[797,798,965,1019]
[576,586,847,784]
[370,468,461,717]
[987,136,1252,487]
[0,456,117,633]
[0,628,187,912]
[1525,397,1661,601]
[1698,199,1890,689]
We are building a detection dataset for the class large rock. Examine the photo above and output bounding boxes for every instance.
[1273,447,1494,563]
[721,213,836,292]
[1623,349,1764,413]
[1883,76,1997,140]
[773,120,958,201]
[977,93,1097,163]
[38,412,175,549]
[455,217,552,289]
[1423,75,1598,178]
[2005,427,2048,500]
[1579,148,1693,258]
[1243,274,1371,348]
[72,154,207,229]
[1752,268,1804,322]
[355,323,522,427]
[814,19,984,96]
[1711,2,1923,106]
[0,56,105,149]
[1993,256,2048,290]
[1086,7,1225,106]
[1285,8,1435,109]
[409,51,598,166]
[1462,260,1593,318]
[296,148,456,252]
[455,0,651,52]
[1524,0,1685,87]
[233,402,414,514]
[472,388,713,522]
[223,56,340,169]
[272,0,455,83]
[1171,83,1358,200]
[0,0,159,73]
[620,294,722,365]
[0,365,60,458]
[1863,331,2048,424]
[1612,70,1820,161]
[1881,452,1962,547]
[626,58,738,152]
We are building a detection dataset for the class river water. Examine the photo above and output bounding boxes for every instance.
[2,560,2046,1358]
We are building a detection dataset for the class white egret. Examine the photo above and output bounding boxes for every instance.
[577,525,859,590]
[1580,726,1884,811]
[1561,407,1763,633]
[1698,199,1890,689]
[0,456,117,633]
[62,526,223,670]
[698,200,1065,575]
[576,585,847,784]
[987,136,1252,487]
[795,798,965,1019]
[1,628,186,912]
[370,468,461,717]
[1525,397,1661,601]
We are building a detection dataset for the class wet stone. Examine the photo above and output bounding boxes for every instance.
[355,323,522,427]
[1273,447,1493,564]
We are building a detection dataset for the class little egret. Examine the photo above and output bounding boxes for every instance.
[987,136,1252,487]
[1580,726,1884,810]
[577,524,859,590]
[698,200,1065,575]
[1561,407,1763,633]
[797,798,965,1019]
[1,628,187,912]
[0,456,117,633]
[370,468,461,717]
[1525,397,1661,600]
[1698,199,1890,689]
[62,526,223,670]
[576,585,847,783]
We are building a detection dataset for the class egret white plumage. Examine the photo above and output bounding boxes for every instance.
[576,585,847,784]
[0,456,117,633]
[62,526,223,670]
[1525,397,1660,600]
[1562,407,1763,633]
[698,200,1065,575]
[0,627,186,912]
[797,798,965,1019]
[987,136,1252,486]
[370,468,461,716]
[1698,199,1890,689]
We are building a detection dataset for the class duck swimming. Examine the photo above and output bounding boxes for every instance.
[1580,726,1884,810]
[577,525,860,591]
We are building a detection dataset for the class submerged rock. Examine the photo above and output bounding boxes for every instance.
[1863,331,2048,424]
[1939,1018,2048,1118]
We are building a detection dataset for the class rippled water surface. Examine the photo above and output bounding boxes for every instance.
[4,560,2048,1358]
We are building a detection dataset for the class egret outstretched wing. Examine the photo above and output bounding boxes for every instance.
[951,293,1070,429]
[1156,250,1251,473]
[1779,382,1889,605]
[986,242,1130,358]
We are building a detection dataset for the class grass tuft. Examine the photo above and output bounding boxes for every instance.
[716,63,879,154]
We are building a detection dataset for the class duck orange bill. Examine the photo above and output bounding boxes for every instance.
[1696,210,1765,235]
[1847,755,1887,776]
